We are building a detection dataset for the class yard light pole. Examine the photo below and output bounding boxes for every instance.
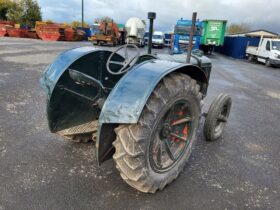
[186,12,197,63]
[82,0,84,28]
[148,12,156,54]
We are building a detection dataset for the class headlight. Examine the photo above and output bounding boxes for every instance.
[275,53,280,59]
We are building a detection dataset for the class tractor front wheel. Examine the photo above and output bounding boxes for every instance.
[113,73,202,193]
[203,93,231,141]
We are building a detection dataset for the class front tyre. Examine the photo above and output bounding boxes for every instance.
[265,59,271,67]
[203,93,232,141]
[113,73,202,193]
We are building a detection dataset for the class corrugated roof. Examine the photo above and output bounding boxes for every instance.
[227,29,278,38]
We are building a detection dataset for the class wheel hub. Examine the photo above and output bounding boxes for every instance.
[149,100,194,172]
[161,123,172,138]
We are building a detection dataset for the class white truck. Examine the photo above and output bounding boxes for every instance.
[152,31,165,48]
[246,38,280,67]
[125,17,146,47]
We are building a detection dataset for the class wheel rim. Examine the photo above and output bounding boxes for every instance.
[149,100,194,172]
[214,103,230,135]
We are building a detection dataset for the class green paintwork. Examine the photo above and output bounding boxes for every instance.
[200,20,227,46]
[117,24,125,31]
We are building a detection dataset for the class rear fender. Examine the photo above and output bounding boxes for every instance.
[40,47,125,133]
[97,59,208,164]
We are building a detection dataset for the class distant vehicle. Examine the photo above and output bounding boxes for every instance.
[164,33,172,46]
[152,31,164,48]
[90,23,100,36]
[144,31,149,45]
[200,20,227,54]
[171,18,202,54]
[91,20,120,46]
[117,23,126,45]
[246,38,280,67]
[125,17,146,47]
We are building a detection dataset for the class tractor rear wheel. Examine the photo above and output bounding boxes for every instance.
[113,73,202,193]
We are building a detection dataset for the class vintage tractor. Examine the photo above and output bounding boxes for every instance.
[40,44,231,193]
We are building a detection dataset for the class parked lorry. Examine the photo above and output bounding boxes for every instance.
[144,31,149,45]
[125,17,146,47]
[200,20,227,54]
[152,31,165,48]
[171,18,202,54]
[246,38,280,67]
[91,20,119,46]
[164,32,172,46]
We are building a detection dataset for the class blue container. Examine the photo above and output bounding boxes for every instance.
[217,36,260,59]
[76,27,91,38]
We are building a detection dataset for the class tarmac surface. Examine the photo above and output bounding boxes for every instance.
[0,37,280,210]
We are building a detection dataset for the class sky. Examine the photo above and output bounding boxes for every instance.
[37,0,280,34]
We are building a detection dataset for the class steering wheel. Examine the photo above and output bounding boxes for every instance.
[106,44,140,75]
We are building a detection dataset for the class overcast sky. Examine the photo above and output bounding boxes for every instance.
[37,0,280,34]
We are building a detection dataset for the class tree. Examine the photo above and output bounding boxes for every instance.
[21,0,42,27]
[5,2,23,23]
[0,0,17,20]
[94,16,113,23]
[70,21,89,28]
[6,0,42,27]
[226,23,251,34]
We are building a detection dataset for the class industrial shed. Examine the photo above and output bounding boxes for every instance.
[217,30,279,59]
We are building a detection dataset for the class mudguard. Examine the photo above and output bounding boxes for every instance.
[97,59,208,164]
[40,47,125,133]
[41,47,100,99]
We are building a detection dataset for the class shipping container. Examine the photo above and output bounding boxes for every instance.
[217,36,260,59]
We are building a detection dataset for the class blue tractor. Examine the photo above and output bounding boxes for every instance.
[41,42,231,193]
[171,18,203,54]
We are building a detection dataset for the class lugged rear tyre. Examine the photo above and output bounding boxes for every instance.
[113,73,202,193]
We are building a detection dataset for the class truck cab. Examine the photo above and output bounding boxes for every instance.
[171,19,202,54]
[164,33,172,46]
[246,38,280,67]
[152,31,164,48]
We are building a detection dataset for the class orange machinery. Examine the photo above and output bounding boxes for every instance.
[91,20,120,46]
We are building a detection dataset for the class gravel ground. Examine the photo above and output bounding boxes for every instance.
[0,37,280,210]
